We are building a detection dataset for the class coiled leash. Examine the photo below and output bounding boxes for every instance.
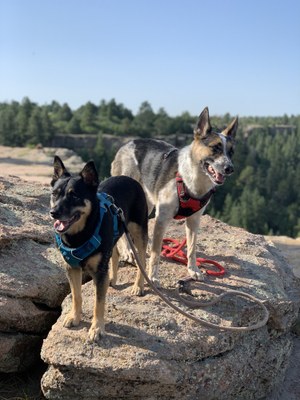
[161,238,225,276]
[119,214,269,332]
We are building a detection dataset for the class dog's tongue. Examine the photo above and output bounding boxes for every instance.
[208,165,225,184]
[54,220,68,232]
[215,172,225,184]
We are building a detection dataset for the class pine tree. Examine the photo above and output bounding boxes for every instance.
[0,106,16,145]
[66,116,83,134]
[15,107,29,145]
[27,108,43,144]
[80,102,98,133]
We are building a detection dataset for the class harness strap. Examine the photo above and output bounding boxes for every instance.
[98,193,120,241]
[55,193,120,268]
[174,172,215,219]
[162,147,178,160]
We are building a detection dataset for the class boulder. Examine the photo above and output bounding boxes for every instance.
[41,217,300,399]
[0,175,69,372]
[0,145,85,183]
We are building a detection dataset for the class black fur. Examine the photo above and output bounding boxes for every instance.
[50,156,148,341]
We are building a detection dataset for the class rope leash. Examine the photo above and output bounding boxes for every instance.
[161,237,225,276]
[121,218,269,332]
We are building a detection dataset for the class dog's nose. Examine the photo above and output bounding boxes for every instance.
[224,165,234,175]
[50,210,59,219]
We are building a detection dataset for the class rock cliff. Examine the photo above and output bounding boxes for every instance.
[1,153,299,398]
[0,174,69,372]
[41,217,300,400]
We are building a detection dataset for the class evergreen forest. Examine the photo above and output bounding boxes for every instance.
[0,97,299,237]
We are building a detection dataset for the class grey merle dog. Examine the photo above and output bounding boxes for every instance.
[111,107,238,286]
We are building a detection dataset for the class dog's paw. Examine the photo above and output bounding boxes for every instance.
[150,277,161,288]
[109,278,117,288]
[187,268,205,282]
[131,284,144,296]
[117,240,136,265]
[63,313,81,328]
[88,323,105,342]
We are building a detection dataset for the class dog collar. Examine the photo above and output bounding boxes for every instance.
[174,172,215,220]
[55,193,120,268]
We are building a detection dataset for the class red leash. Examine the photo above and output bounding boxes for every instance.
[161,238,225,276]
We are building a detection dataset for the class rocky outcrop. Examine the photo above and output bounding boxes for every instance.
[0,175,69,372]
[0,145,84,183]
[41,217,300,400]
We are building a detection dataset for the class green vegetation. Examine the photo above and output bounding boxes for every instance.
[210,123,300,237]
[0,97,299,237]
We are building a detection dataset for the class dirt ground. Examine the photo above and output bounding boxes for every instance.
[0,145,299,399]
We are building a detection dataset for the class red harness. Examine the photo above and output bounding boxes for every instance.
[174,172,215,220]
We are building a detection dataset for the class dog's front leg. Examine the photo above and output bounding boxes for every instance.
[63,266,82,328]
[89,271,109,342]
[149,216,168,287]
[109,246,119,288]
[85,253,110,341]
[185,213,205,281]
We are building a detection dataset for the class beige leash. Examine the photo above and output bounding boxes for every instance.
[122,221,269,332]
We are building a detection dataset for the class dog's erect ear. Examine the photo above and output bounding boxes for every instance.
[194,107,212,139]
[222,117,238,138]
[80,161,99,188]
[51,156,70,186]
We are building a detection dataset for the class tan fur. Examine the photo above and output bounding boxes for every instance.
[109,247,119,288]
[63,225,147,341]
[84,253,110,340]
[180,145,213,197]
[127,222,147,296]
[191,139,214,161]
[85,253,102,275]
[222,117,238,136]
[89,274,110,341]
[193,113,211,139]
[68,200,92,235]
[63,266,82,328]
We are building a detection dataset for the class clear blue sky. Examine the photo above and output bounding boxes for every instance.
[1,0,299,117]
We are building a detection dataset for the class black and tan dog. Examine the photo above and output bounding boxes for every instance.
[50,156,148,341]
[111,107,238,286]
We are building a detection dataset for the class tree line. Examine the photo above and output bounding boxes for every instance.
[0,97,196,145]
[0,97,299,237]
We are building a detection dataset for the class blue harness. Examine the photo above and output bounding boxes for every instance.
[55,193,120,268]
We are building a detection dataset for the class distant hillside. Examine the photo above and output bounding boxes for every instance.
[0,98,299,237]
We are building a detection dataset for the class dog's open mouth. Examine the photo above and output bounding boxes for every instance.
[204,163,225,185]
[54,212,80,233]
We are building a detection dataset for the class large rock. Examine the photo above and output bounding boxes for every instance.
[41,217,300,399]
[0,175,69,372]
[0,145,85,183]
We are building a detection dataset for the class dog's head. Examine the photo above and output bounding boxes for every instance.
[192,107,238,185]
[50,156,99,235]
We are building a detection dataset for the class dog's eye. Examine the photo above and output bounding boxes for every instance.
[212,144,223,154]
[67,190,79,200]
[51,189,59,198]
[228,148,234,157]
